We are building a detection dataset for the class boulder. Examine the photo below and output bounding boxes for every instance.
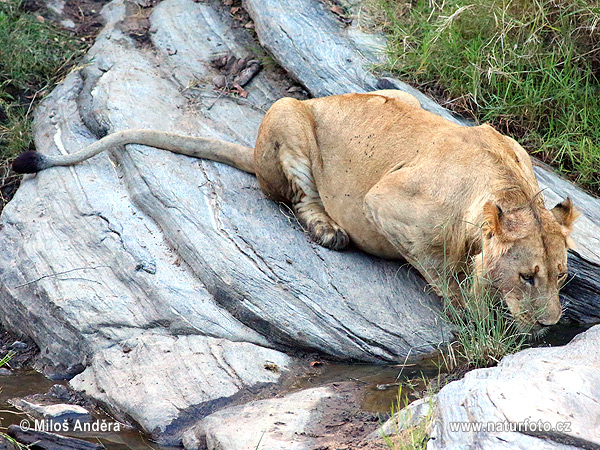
[183,386,339,450]
[0,0,444,444]
[7,425,104,450]
[183,383,381,450]
[375,324,600,449]
[9,399,91,424]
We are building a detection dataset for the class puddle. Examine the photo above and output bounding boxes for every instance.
[287,356,443,414]
[533,322,596,348]
[0,371,164,450]
[286,323,597,415]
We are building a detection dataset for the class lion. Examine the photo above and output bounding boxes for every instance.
[12,89,578,329]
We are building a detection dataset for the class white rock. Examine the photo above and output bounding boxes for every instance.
[184,387,337,450]
[427,325,600,449]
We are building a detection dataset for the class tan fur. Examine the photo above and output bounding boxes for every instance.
[17,90,578,327]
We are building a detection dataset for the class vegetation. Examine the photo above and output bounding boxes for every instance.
[370,0,600,194]
[439,282,532,370]
[380,269,533,448]
[382,385,435,450]
[0,0,88,210]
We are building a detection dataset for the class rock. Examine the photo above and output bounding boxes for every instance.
[0,2,447,443]
[0,368,12,376]
[10,341,28,350]
[369,396,433,440]
[7,425,104,450]
[10,399,91,423]
[0,435,16,450]
[183,383,379,450]
[184,387,336,450]
[70,335,292,443]
[244,0,466,124]
[422,325,600,449]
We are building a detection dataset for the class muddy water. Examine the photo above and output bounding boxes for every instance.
[287,357,442,414]
[287,323,596,414]
[0,371,163,449]
[0,323,592,449]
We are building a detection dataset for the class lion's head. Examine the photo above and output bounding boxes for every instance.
[476,197,579,330]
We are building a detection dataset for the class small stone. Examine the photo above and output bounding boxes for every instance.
[212,74,228,88]
[11,399,91,423]
[10,341,28,350]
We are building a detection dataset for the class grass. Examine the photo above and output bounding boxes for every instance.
[381,385,436,450]
[439,282,532,369]
[0,0,88,210]
[380,265,534,447]
[369,0,600,195]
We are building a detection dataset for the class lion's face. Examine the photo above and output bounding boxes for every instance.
[479,198,579,330]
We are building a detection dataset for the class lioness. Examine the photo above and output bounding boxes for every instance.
[13,90,578,329]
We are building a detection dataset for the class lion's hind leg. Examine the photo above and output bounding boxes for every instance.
[254,98,349,251]
[281,154,349,250]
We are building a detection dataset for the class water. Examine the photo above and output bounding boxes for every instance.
[0,371,163,450]
[533,322,596,348]
[286,356,443,414]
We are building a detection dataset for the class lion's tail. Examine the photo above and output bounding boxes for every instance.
[12,130,256,174]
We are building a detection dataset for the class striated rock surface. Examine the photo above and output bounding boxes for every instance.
[0,0,598,446]
[183,387,339,450]
[375,325,600,450]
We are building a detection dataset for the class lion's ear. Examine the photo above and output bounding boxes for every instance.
[551,197,580,234]
[482,201,503,240]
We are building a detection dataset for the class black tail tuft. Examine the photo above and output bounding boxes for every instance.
[12,151,47,174]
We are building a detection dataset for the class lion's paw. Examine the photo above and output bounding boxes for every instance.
[307,220,349,251]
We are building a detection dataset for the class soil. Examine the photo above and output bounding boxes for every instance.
[22,0,109,40]
[303,381,385,449]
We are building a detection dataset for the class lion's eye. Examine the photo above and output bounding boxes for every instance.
[520,273,535,285]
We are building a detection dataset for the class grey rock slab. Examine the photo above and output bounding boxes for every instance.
[183,386,335,450]
[244,0,600,322]
[0,0,446,374]
[9,399,91,423]
[70,334,292,444]
[243,0,463,124]
[370,396,433,440]
[182,383,377,450]
[426,324,600,450]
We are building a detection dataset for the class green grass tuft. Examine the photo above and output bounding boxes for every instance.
[0,0,86,157]
[371,0,600,194]
[440,280,532,369]
[382,385,435,450]
[0,0,89,211]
